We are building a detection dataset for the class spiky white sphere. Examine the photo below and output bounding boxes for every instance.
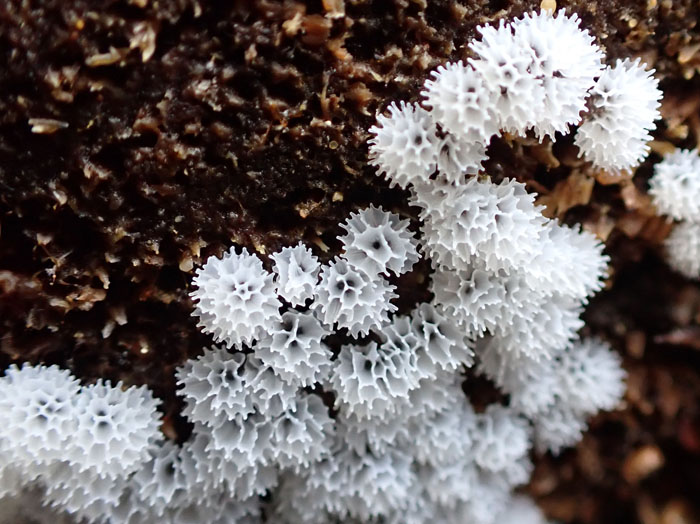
[128,442,196,517]
[368,101,439,189]
[575,58,661,173]
[269,393,335,471]
[431,266,507,337]
[421,60,499,144]
[313,257,397,337]
[44,461,128,522]
[649,148,700,221]
[331,341,420,420]
[303,444,417,521]
[511,9,604,139]
[339,205,420,277]
[488,293,584,360]
[0,364,80,466]
[469,19,543,135]
[190,246,281,348]
[405,396,477,466]
[255,310,332,387]
[410,302,475,376]
[413,176,547,273]
[72,380,162,478]
[526,221,609,302]
[176,347,254,425]
[556,337,626,414]
[664,220,700,279]
[270,242,320,306]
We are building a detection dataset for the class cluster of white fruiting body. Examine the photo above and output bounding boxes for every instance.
[648,149,700,279]
[0,8,644,524]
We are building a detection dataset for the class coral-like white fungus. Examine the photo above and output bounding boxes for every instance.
[414,176,547,272]
[649,148,700,222]
[0,7,642,523]
[331,341,419,420]
[255,309,332,387]
[368,101,439,189]
[313,257,397,336]
[574,58,662,173]
[190,246,281,348]
[421,60,499,144]
[270,242,320,306]
[0,364,80,466]
[469,19,542,135]
[72,380,162,477]
[511,10,604,139]
[339,205,419,277]
[176,347,254,425]
[554,337,626,414]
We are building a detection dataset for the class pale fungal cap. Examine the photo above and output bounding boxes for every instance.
[421,60,499,144]
[648,148,700,222]
[175,347,254,425]
[511,9,604,139]
[555,337,626,415]
[526,221,609,302]
[72,380,162,477]
[190,246,281,348]
[574,58,661,173]
[313,257,398,337]
[255,309,332,387]
[270,242,320,306]
[664,221,700,279]
[269,393,335,471]
[469,19,543,135]
[0,364,80,464]
[415,176,547,273]
[331,341,419,420]
[410,302,475,375]
[339,205,419,277]
[368,101,439,189]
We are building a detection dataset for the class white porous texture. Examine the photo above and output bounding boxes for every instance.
[469,19,542,135]
[664,221,700,279]
[176,347,254,425]
[575,58,661,173]
[255,310,332,387]
[269,393,335,471]
[313,257,397,336]
[270,242,320,306]
[414,176,546,272]
[0,364,80,467]
[331,341,420,420]
[1,8,646,523]
[368,101,439,189]
[339,205,419,277]
[72,380,162,477]
[421,60,499,144]
[191,246,281,348]
[511,9,604,139]
[411,302,475,376]
[649,148,700,222]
